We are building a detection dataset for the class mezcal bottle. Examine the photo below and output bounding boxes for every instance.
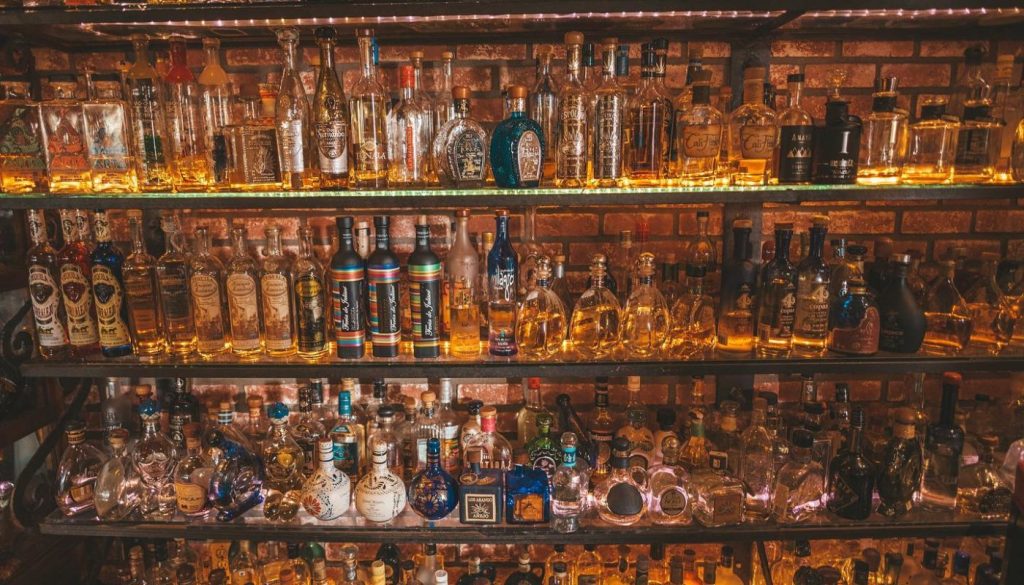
[349,29,389,189]
[591,39,626,187]
[121,215,165,356]
[126,34,173,192]
[293,226,328,360]
[26,210,70,359]
[56,209,99,356]
[554,31,589,188]
[408,216,442,358]
[156,213,197,356]
[312,27,350,189]
[165,35,211,190]
[81,69,137,193]
[188,226,230,357]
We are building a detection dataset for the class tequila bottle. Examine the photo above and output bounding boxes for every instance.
[594,437,648,525]
[293,387,326,476]
[528,48,559,182]
[625,44,672,185]
[569,254,621,359]
[525,413,561,479]
[516,256,568,359]
[156,213,197,356]
[408,437,459,520]
[490,85,544,188]
[793,216,831,353]
[728,66,777,185]
[675,70,722,186]
[56,209,99,356]
[739,397,774,520]
[331,389,366,479]
[826,407,875,520]
[0,81,47,193]
[463,406,513,471]
[922,260,973,355]
[368,215,402,358]
[436,379,462,474]
[301,437,351,521]
[506,453,551,524]
[276,28,319,190]
[55,422,106,516]
[165,36,211,190]
[121,213,166,357]
[355,436,407,523]
[954,100,1003,183]
[94,428,142,520]
[448,209,480,357]
[877,407,924,517]
[349,29,389,189]
[91,210,133,358]
[771,429,824,524]
[330,216,366,358]
[40,81,91,193]
[198,37,233,189]
[647,436,692,525]
[858,76,909,185]
[260,226,297,357]
[262,402,305,521]
[587,378,616,483]
[312,27,350,189]
[956,434,1012,518]
[223,83,282,190]
[717,219,757,353]
[388,65,430,187]
[921,372,964,510]
[777,73,814,184]
[293,226,328,360]
[132,399,177,519]
[188,226,230,357]
[487,209,518,356]
[432,87,488,187]
[225,226,264,358]
[591,39,626,187]
[369,406,404,478]
[409,216,442,358]
[902,97,959,184]
[81,71,137,193]
[828,282,880,356]
[668,264,716,359]
[127,35,173,191]
[622,252,670,358]
[432,51,456,137]
[755,223,797,357]
[551,432,587,533]
[877,254,927,353]
[172,422,213,518]
[554,31,589,188]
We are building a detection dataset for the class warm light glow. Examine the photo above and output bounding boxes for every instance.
[804,7,1021,18]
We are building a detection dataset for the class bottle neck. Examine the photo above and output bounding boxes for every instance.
[774,231,792,262]
[359,37,374,78]
[847,425,863,454]
[299,232,313,259]
[231,232,247,257]
[266,231,283,257]
[732,229,751,261]
[319,41,336,73]
[808,227,826,260]
[94,212,112,244]
[415,225,430,251]
[375,225,390,250]
[744,78,763,104]
[495,216,510,242]
[787,82,803,107]
[193,230,210,256]
[454,98,470,119]
[338,223,355,253]
[601,48,616,79]
[940,383,959,426]
[566,44,582,82]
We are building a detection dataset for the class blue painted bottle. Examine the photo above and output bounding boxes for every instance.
[367,215,402,358]
[489,84,544,188]
[207,427,265,521]
[487,210,518,356]
[407,437,458,520]
[505,454,551,524]
[90,210,133,357]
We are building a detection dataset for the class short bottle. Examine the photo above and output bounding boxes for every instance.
[93,428,140,520]
[828,282,880,356]
[594,436,648,525]
[355,436,407,523]
[954,99,1003,183]
[690,451,745,527]
[516,256,568,359]
[922,260,974,355]
[301,437,351,521]
[902,97,960,184]
[569,254,621,359]
[956,433,1012,518]
[505,450,551,524]
[172,422,213,518]
[262,402,306,522]
[490,85,544,188]
[771,429,824,524]
[877,407,924,517]
[647,436,692,525]
[858,76,909,185]
[458,449,504,524]
[675,70,723,186]
[432,86,488,187]
[877,254,927,353]
[551,431,587,533]
[622,252,671,358]
[408,437,458,520]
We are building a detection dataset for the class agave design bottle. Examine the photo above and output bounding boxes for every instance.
[754,223,797,357]
[368,216,402,358]
[39,81,90,194]
[489,85,544,188]
[622,252,670,358]
[432,86,488,188]
[516,256,568,359]
[55,422,107,516]
[275,28,318,190]
[126,35,173,192]
[91,210,133,358]
[355,436,407,523]
[156,213,197,356]
[554,31,589,188]
[312,26,350,189]
[330,216,366,358]
[408,438,458,520]
[0,81,47,194]
[261,226,297,357]
[569,254,621,359]
[120,213,166,355]
[301,438,351,521]
[94,428,142,520]
[262,402,306,521]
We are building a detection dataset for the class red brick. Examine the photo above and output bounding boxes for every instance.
[842,41,915,58]
[865,199,938,207]
[74,51,127,72]
[378,45,447,62]
[901,210,971,234]
[762,210,820,235]
[604,212,674,236]
[920,41,988,58]
[679,209,724,236]
[828,211,896,234]
[568,242,628,265]
[769,64,801,90]
[771,40,835,58]
[225,47,284,67]
[498,65,535,92]
[473,97,504,123]
[975,210,1024,232]
[879,63,951,88]
[453,66,494,92]
[933,239,1002,259]
[530,43,565,61]
[695,42,731,59]
[457,44,527,61]
[667,64,725,89]
[804,64,876,89]
[180,216,229,240]
[1008,240,1024,259]
[536,213,599,237]
[32,47,70,71]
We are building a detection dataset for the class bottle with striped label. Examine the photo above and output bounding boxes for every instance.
[330,216,366,359]
[408,215,441,358]
[367,216,402,358]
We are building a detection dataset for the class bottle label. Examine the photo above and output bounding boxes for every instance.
[260,272,293,350]
[955,127,993,166]
[174,481,208,514]
[241,127,282,184]
[778,124,814,182]
[590,429,613,470]
[410,261,441,354]
[278,120,305,173]
[70,483,93,504]
[82,104,132,172]
[332,435,360,477]
[739,125,775,159]
[295,273,326,353]
[830,305,879,355]
[191,273,226,344]
[762,282,796,339]
[355,472,405,522]
[316,120,349,174]
[556,94,587,178]
[461,491,499,523]
[129,80,168,169]
[28,264,68,348]
[46,108,89,173]
[510,492,546,522]
[353,98,388,174]
[516,130,543,183]
[368,261,401,352]
[657,486,688,516]
[452,131,486,182]
[594,95,624,178]
[878,310,909,352]
[123,272,159,335]
[0,106,46,170]
[91,265,132,349]
[529,445,560,479]
[158,265,192,323]
[226,272,261,351]
[59,263,98,347]
[682,124,722,158]
[607,482,644,517]
[440,428,461,473]
[330,265,365,353]
[794,281,829,338]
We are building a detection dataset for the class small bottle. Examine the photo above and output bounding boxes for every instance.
[877,254,927,353]
[408,437,458,520]
[792,216,831,353]
[458,449,504,524]
[569,254,621,359]
[827,282,880,356]
[551,431,586,533]
[858,76,909,185]
[355,436,407,523]
[388,64,430,187]
[777,73,815,184]
[312,26,350,189]
[591,39,627,187]
[463,406,513,471]
[647,436,692,525]
[275,28,319,190]
[330,216,367,359]
[755,223,797,357]
[954,99,1003,183]
[951,44,990,121]
[594,437,648,525]
[771,429,825,524]
[165,36,211,190]
[55,421,106,517]
[94,428,140,520]
[676,70,723,186]
[921,372,964,510]
[367,216,402,358]
[156,213,197,356]
[172,422,213,518]
[262,403,305,521]
[814,99,862,184]
[877,407,924,517]
[922,260,973,355]
[39,81,91,194]
[956,433,1012,518]
[90,210,133,358]
[690,451,745,527]
[487,210,518,357]
[301,437,351,521]
[554,31,589,188]
[260,226,297,357]
[408,216,442,358]
[490,85,544,188]
[728,66,777,186]
[432,86,488,187]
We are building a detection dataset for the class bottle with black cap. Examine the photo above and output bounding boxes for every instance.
[921,372,965,510]
[827,406,876,519]
[367,215,402,358]
[877,253,926,353]
[778,72,814,184]
[814,99,862,184]
[901,97,959,184]
[859,76,908,185]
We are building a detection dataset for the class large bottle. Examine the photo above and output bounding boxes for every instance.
[432,86,488,188]
[858,76,908,185]
[591,39,626,187]
[717,219,757,353]
[349,29,389,189]
[91,210,133,358]
[625,44,672,186]
[165,35,211,191]
[487,210,518,356]
[569,255,621,359]
[388,65,431,187]
[39,81,91,194]
[312,27,350,189]
[126,34,173,192]
[728,66,777,186]
[198,37,232,189]
[776,73,814,184]
[330,216,366,359]
[156,213,197,356]
[554,31,589,188]
[225,226,263,358]
[275,28,319,190]
[367,216,402,358]
[26,210,70,359]
[80,68,137,193]
[490,85,544,188]
[188,225,229,358]
[259,226,296,357]
[408,216,442,358]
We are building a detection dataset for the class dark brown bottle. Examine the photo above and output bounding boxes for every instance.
[877,254,926,353]
[814,100,862,184]
[826,407,875,519]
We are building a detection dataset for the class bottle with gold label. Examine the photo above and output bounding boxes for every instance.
[312,27,350,190]
[675,70,722,186]
[91,210,133,358]
[754,223,796,357]
[792,216,831,354]
[225,226,263,358]
[260,226,296,357]
[728,66,777,186]
[25,210,70,359]
[276,28,319,191]
[188,226,230,358]
[165,35,212,191]
[223,83,282,191]
[293,226,328,360]
[591,39,626,187]
[126,34,173,193]
[553,31,589,188]
[121,214,165,357]
[56,209,99,356]
[0,82,48,193]
[80,69,137,193]
[156,213,197,357]
[40,81,91,194]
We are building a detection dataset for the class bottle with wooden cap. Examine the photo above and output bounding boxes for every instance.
[489,84,545,188]
[432,86,488,187]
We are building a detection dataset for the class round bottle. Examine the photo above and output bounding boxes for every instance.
[355,437,407,523]
[301,437,351,520]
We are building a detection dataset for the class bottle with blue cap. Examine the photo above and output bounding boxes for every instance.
[261,401,305,522]
[407,437,457,520]
[130,398,177,519]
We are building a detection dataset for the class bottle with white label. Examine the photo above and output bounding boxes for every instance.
[275,28,319,191]
[312,27,350,189]
[188,226,230,357]
[225,226,263,358]
[91,210,133,358]
[56,209,99,356]
[259,226,296,357]
[354,436,406,523]
[25,210,70,359]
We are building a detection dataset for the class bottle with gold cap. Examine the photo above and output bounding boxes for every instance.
[490,84,544,188]
[727,65,777,186]
[554,31,590,188]
[792,216,832,353]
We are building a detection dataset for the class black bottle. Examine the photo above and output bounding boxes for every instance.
[814,100,862,184]
[719,218,759,350]
[864,237,894,296]
[376,543,402,585]
[330,216,366,358]
[367,216,402,358]
[407,216,441,358]
[826,407,876,520]
[877,254,926,353]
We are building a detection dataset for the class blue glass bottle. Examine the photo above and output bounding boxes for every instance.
[505,453,550,524]
[330,216,366,359]
[90,209,133,357]
[367,215,402,358]
[489,85,544,188]
[487,210,518,357]
[407,437,458,520]
[207,424,265,521]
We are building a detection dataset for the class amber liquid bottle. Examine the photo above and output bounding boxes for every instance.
[26,210,70,359]
[56,209,100,356]
[718,219,757,353]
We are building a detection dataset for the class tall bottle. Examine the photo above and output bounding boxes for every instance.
[187,226,229,357]
[91,210,133,358]
[276,28,318,190]
[409,216,442,358]
[728,66,777,185]
[126,35,172,192]
[717,218,757,353]
[120,214,165,357]
[330,216,366,359]
[877,253,927,353]
[56,209,99,356]
[156,213,197,356]
[625,44,672,186]
[368,216,402,358]
[80,69,137,193]
[312,27,350,189]
[490,85,544,188]
[591,39,626,187]
[432,51,456,137]
[259,226,296,357]
[292,226,328,360]
[39,81,90,194]
[529,48,559,182]
[388,65,430,187]
[792,216,831,353]
[225,226,263,358]
[26,210,70,359]
[777,73,814,184]
[754,223,797,356]
[858,76,909,185]
[165,35,211,191]
[554,31,589,188]
[826,407,875,520]
[198,37,233,189]
[0,81,48,194]
[877,407,924,517]
[349,29,389,189]
[487,210,518,357]
[448,209,480,358]
[675,70,723,186]
[950,45,989,121]
[921,372,965,510]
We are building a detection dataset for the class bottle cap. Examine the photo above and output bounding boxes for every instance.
[108,428,129,448]
[268,402,289,420]
[685,264,707,278]
[508,85,528,98]
[374,215,390,229]
[399,65,415,88]
[452,86,470,99]
[792,429,814,449]
[564,31,584,45]
[874,75,898,92]
[889,253,911,265]
[314,26,336,42]
[480,405,498,419]
[846,244,868,256]
[811,215,830,228]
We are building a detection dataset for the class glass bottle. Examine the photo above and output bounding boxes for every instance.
[755,223,797,356]
[877,407,924,517]
[594,436,648,525]
[505,450,551,524]
[686,210,718,293]
[188,225,230,357]
[793,216,831,353]
[647,436,692,525]
[921,372,965,510]
[331,389,366,479]
[815,99,862,184]
[525,413,561,479]
[858,76,909,185]
[551,431,586,533]
[329,216,366,359]
[222,82,282,191]
[527,48,559,182]
[622,252,670,358]
[91,210,133,358]
[675,70,722,186]
[776,73,814,184]
[164,36,211,190]
[956,433,1012,518]
[690,451,745,527]
[207,410,265,521]
[408,437,458,520]
[965,253,1018,354]
[717,218,757,353]
[292,388,325,476]
[39,81,90,194]
[260,226,297,357]
[408,216,442,358]
[349,29,389,189]
[554,31,589,188]
[922,260,973,355]
[229,541,260,585]
[242,395,268,453]
[275,28,318,190]
[902,98,959,184]
[156,213,197,356]
[591,39,626,187]
[877,253,927,353]
[172,422,213,518]
[739,397,774,520]
[132,399,177,519]
[951,44,990,122]
[625,45,671,185]
[261,402,306,522]
[198,37,232,190]
[463,406,513,471]
[94,428,141,520]
[490,84,544,188]
[569,254,621,359]
[312,27,350,189]
[225,226,264,358]
[487,209,518,356]
[516,256,568,359]
[728,66,776,185]
[516,376,549,447]
[771,429,824,524]
[368,215,402,358]
[355,436,407,523]
[115,214,164,358]
[668,264,716,359]
[300,438,351,521]
[432,51,456,138]
[0,81,47,193]
[830,241,865,300]
[826,407,875,520]
[55,422,106,516]
[828,282,880,356]
[448,209,480,357]
[954,100,1003,183]
[81,71,137,193]
[432,86,488,188]
[126,35,173,192]
[292,226,328,360]
[55,209,98,356]
[387,64,430,187]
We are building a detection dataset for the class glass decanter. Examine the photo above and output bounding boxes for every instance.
[300,438,351,521]
[668,264,717,359]
[515,255,568,359]
[771,429,825,524]
[275,27,318,190]
[207,416,265,522]
[94,428,142,520]
[922,260,974,355]
[569,254,621,359]
[463,406,513,471]
[408,437,458,521]
[593,437,648,526]
[432,85,488,188]
[262,402,305,521]
[132,399,177,519]
[647,436,692,525]
[690,452,745,527]
[621,252,671,358]
[355,436,407,523]
[964,253,1019,355]
[956,434,1013,518]
[551,431,587,533]
[172,422,213,518]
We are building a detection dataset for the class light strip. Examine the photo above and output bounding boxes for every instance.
[803,7,1021,18]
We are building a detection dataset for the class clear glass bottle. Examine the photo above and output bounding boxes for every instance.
[432,51,456,139]
[755,223,797,356]
[367,216,402,358]
[516,256,568,359]
[591,39,626,187]
[922,260,973,355]
[132,399,177,519]
[528,48,559,182]
[260,226,297,357]
[355,436,407,523]
[225,226,263,358]
[858,76,909,185]
[0,81,47,193]
[777,73,815,184]
[728,66,777,185]
[312,27,350,190]
[647,436,692,525]
[771,429,824,524]
[94,428,141,520]
[738,397,774,520]
[675,70,722,186]
[198,37,233,190]
[222,82,283,191]
[126,34,173,192]
[793,216,831,353]
[156,212,197,356]
[432,86,488,188]
[690,452,745,527]
[188,225,230,357]
[956,433,1012,518]
[921,373,964,510]
[902,97,959,184]
[964,252,1018,354]
[593,437,648,525]
[275,28,319,190]
[954,99,1003,183]
[55,422,106,517]
[448,209,481,357]
[551,431,587,533]
[172,422,213,518]
[349,29,389,189]
[262,402,305,521]
[950,44,989,121]
[118,215,163,357]
[387,64,430,187]
[668,264,717,359]
[621,252,670,358]
[625,44,672,186]
[463,406,513,471]
[292,226,328,360]
[165,35,211,191]
[301,437,351,521]
[516,376,550,447]
[554,31,589,188]
[81,71,137,193]
[293,388,326,477]
[569,254,621,359]
[40,81,91,193]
